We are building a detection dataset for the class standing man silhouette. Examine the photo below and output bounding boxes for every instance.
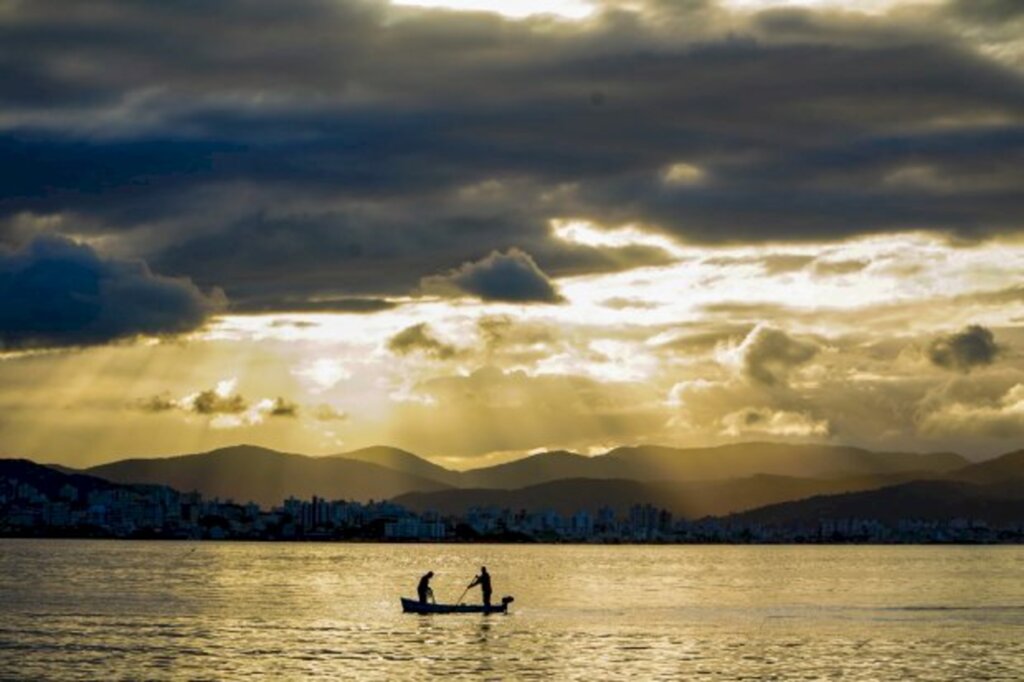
[418,571,435,604]
[468,566,492,607]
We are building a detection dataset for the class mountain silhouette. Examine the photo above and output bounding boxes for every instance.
[393,471,931,518]
[459,450,618,488]
[725,479,1024,527]
[39,441,991,513]
[945,449,1024,485]
[7,444,1024,530]
[83,445,451,507]
[602,442,965,481]
[0,459,120,498]
[456,442,966,489]
[332,446,462,487]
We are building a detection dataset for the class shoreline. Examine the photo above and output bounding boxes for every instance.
[3,533,1022,546]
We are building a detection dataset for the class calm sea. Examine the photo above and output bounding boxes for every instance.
[1,540,1022,680]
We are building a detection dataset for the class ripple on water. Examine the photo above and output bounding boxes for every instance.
[2,541,1024,680]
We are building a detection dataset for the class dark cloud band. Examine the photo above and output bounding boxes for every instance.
[1,0,1022,308]
[0,236,223,350]
[422,249,563,303]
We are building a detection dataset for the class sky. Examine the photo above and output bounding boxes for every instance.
[1,0,1023,467]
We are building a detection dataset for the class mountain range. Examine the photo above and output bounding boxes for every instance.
[82,445,452,507]
[392,472,933,518]
[71,442,966,505]
[21,441,1018,518]
[4,441,1023,524]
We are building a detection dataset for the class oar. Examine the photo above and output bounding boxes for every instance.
[454,583,472,606]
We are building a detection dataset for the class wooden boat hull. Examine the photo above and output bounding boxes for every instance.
[401,597,513,614]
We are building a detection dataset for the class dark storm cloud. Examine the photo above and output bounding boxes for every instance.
[946,0,1024,23]
[927,324,1001,372]
[1,0,1023,306]
[143,205,668,302]
[0,235,223,350]
[422,249,563,303]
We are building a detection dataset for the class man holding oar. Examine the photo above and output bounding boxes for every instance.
[467,566,492,607]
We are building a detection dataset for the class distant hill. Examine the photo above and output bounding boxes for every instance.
[459,451,624,489]
[393,471,930,519]
[457,442,966,489]
[333,446,461,487]
[946,449,1024,485]
[41,463,80,476]
[602,442,966,481]
[725,480,1024,527]
[84,445,452,507]
[0,459,120,498]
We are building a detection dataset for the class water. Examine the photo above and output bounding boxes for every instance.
[1,541,1023,680]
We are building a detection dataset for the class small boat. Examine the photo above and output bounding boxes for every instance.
[401,596,514,614]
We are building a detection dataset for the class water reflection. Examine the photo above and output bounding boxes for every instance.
[1,541,1023,680]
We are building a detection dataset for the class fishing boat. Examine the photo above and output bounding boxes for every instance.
[401,596,514,614]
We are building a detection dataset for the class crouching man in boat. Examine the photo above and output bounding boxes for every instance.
[418,571,435,604]
[468,566,492,607]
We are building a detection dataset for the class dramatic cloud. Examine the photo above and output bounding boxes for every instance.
[267,397,299,418]
[946,0,1024,23]
[0,236,223,350]
[927,324,1000,372]
[811,259,869,276]
[704,254,814,275]
[3,1,1024,463]
[388,323,458,359]
[601,297,661,310]
[387,366,666,456]
[135,394,178,414]
[422,249,563,303]
[2,0,1020,308]
[655,324,756,354]
[135,380,299,421]
[730,325,819,386]
[231,297,398,314]
[919,383,1024,439]
[191,388,248,415]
